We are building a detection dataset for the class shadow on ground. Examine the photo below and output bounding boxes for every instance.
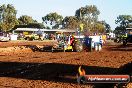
[25,43,132,52]
[24,45,53,52]
[105,43,132,51]
[25,45,74,52]
[0,61,131,88]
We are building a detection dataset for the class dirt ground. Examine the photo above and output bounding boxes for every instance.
[0,40,132,88]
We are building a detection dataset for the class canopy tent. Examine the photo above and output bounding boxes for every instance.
[14,28,76,33]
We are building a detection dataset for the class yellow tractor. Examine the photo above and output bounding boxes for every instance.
[52,36,74,52]
[24,34,43,41]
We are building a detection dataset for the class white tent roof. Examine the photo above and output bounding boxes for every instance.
[126,28,132,30]
[14,28,76,32]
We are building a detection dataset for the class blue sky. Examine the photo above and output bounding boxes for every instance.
[0,0,132,29]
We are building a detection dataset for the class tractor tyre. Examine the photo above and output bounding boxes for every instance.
[74,41,83,52]
[123,39,127,46]
[25,37,30,41]
[116,38,120,43]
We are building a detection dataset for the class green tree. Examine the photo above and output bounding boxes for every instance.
[42,12,63,29]
[75,5,100,22]
[18,15,36,25]
[100,21,111,33]
[75,5,100,32]
[105,23,111,33]
[114,26,126,35]
[62,16,79,29]
[115,15,132,27]
[114,15,132,35]
[94,22,105,33]
[13,23,45,29]
[28,23,45,28]
[0,4,18,31]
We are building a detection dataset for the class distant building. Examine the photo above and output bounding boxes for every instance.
[13,28,76,34]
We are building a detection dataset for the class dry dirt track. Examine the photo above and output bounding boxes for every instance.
[0,40,132,88]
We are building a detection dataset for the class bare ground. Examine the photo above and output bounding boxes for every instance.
[0,40,132,88]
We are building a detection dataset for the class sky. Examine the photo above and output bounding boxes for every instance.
[0,0,132,30]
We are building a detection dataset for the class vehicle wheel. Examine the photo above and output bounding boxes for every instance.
[117,38,121,43]
[74,41,83,52]
[63,46,65,52]
[123,39,127,46]
[25,37,30,41]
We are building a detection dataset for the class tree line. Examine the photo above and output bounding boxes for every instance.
[1,4,131,34]
[114,15,132,34]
